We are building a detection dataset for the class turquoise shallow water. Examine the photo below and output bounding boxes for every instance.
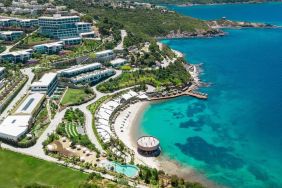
[139,3,282,188]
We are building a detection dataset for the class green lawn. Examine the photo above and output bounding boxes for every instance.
[61,88,90,106]
[65,123,79,138]
[0,149,88,188]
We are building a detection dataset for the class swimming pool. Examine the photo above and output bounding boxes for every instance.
[100,160,140,178]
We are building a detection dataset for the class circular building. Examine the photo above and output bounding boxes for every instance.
[137,136,161,156]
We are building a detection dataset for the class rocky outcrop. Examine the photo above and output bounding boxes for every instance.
[207,19,277,29]
[157,29,225,39]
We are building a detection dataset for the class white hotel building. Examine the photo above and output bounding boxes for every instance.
[33,41,64,54]
[58,62,102,78]
[95,50,115,61]
[70,69,115,85]
[31,72,58,96]
[0,92,45,142]
[0,115,32,142]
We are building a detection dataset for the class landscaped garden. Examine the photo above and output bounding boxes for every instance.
[61,87,95,106]
[55,108,97,151]
[18,32,54,47]
[97,60,190,93]
[65,122,79,138]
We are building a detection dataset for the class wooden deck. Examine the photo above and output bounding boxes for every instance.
[149,90,208,101]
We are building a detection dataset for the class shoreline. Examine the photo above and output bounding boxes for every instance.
[175,0,282,7]
[113,101,220,187]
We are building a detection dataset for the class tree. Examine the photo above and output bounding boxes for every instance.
[3,0,12,7]
[171,175,179,187]
[81,15,93,23]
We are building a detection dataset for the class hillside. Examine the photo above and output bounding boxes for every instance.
[54,0,209,40]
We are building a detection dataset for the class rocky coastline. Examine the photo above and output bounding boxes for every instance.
[156,29,226,40]
[157,19,277,40]
[207,19,278,29]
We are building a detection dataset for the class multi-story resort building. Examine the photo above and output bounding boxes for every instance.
[110,58,127,68]
[0,92,45,142]
[75,22,92,33]
[95,50,115,61]
[61,37,82,46]
[38,14,93,39]
[0,18,38,28]
[0,18,18,27]
[70,69,115,85]
[18,19,38,28]
[0,67,5,80]
[33,41,63,54]
[0,49,33,63]
[58,62,102,78]
[31,72,58,95]
[0,31,24,41]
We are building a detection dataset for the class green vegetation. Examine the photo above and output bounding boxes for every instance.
[65,122,79,138]
[97,60,190,92]
[0,149,128,188]
[55,0,208,40]
[67,39,103,55]
[0,149,87,188]
[19,33,53,47]
[0,45,6,53]
[56,108,97,151]
[61,87,94,106]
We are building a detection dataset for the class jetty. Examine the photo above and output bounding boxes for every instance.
[149,89,208,101]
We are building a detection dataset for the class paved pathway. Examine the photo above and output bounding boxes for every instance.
[114,30,127,51]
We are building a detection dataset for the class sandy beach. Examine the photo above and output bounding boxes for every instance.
[114,101,161,169]
[113,101,220,188]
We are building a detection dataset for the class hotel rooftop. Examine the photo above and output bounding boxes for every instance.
[31,72,57,88]
[39,15,79,20]
[14,93,45,116]
[58,62,102,77]
[0,49,33,56]
[0,115,31,141]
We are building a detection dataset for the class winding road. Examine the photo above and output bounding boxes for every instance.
[0,68,149,187]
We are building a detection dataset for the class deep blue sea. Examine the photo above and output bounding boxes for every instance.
[139,3,282,188]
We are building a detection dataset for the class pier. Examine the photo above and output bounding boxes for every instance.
[149,89,208,101]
